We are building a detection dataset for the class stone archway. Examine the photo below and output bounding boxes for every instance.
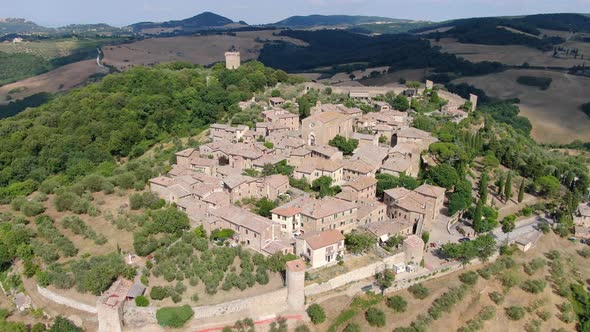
[308,133,316,146]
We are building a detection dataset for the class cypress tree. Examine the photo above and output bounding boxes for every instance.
[504,172,513,202]
[479,172,489,204]
[518,179,525,203]
[497,175,504,199]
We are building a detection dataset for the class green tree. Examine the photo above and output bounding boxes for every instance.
[255,198,277,217]
[472,199,484,233]
[365,307,386,327]
[48,317,83,332]
[344,232,376,254]
[504,172,513,202]
[518,179,525,203]
[426,164,459,190]
[307,304,326,324]
[311,176,340,198]
[156,305,194,328]
[421,231,430,245]
[387,295,408,312]
[375,269,395,294]
[501,215,516,243]
[479,172,489,204]
[392,95,409,111]
[328,135,359,155]
[135,295,149,307]
[535,175,560,197]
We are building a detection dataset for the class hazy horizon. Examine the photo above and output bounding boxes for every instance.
[3,0,590,28]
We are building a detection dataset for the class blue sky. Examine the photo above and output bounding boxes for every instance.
[5,0,590,27]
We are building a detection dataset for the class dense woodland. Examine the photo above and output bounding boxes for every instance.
[259,29,505,75]
[0,61,298,203]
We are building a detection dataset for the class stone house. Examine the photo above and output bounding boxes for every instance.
[293,157,344,185]
[395,127,436,148]
[360,219,414,243]
[340,176,377,201]
[263,109,300,131]
[574,203,590,227]
[302,111,354,146]
[352,132,379,147]
[310,145,343,160]
[223,175,259,203]
[342,159,376,182]
[272,196,358,234]
[383,184,445,235]
[199,141,264,170]
[269,97,286,107]
[355,201,387,225]
[209,124,249,142]
[295,230,345,269]
[380,154,420,177]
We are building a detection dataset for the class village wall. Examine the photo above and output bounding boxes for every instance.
[122,305,157,327]
[305,252,405,297]
[192,288,289,320]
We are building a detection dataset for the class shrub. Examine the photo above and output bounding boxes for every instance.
[489,291,504,305]
[135,295,149,307]
[524,319,542,332]
[578,247,590,258]
[521,279,547,294]
[459,271,479,285]
[523,258,546,275]
[150,286,169,300]
[48,316,84,332]
[505,306,526,321]
[536,310,551,321]
[156,305,194,328]
[408,283,430,299]
[498,271,520,289]
[365,307,386,327]
[295,324,311,332]
[307,304,326,324]
[387,295,408,312]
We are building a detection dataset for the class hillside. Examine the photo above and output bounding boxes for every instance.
[271,15,399,28]
[129,11,239,32]
[0,18,49,35]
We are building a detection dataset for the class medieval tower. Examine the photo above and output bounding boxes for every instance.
[225,50,241,70]
[285,259,306,311]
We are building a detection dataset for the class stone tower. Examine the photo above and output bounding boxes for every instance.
[97,278,132,332]
[403,235,425,265]
[469,94,478,112]
[285,259,306,311]
[225,51,241,70]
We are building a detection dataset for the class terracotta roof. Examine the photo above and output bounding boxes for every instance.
[176,148,197,157]
[343,159,375,174]
[298,229,344,250]
[356,201,386,220]
[342,176,377,191]
[352,132,377,141]
[300,197,357,219]
[311,145,341,157]
[149,176,175,187]
[224,175,256,189]
[384,187,411,200]
[306,110,349,124]
[397,127,432,139]
[404,235,425,248]
[211,206,278,234]
[263,174,289,189]
[335,191,358,202]
[189,157,217,167]
[381,157,414,173]
[297,157,343,174]
[352,145,390,165]
[414,184,446,199]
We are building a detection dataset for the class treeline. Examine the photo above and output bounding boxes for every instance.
[258,29,505,76]
[0,61,295,202]
[0,51,51,85]
[0,92,53,119]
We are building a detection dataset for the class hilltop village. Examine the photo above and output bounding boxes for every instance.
[148,51,475,269]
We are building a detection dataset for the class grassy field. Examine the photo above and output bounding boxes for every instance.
[0,59,107,105]
[431,38,587,67]
[316,233,582,332]
[102,30,306,71]
[0,37,120,86]
[453,69,590,144]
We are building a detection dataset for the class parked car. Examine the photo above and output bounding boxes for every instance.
[458,237,471,243]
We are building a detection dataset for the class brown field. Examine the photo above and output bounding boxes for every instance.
[102,30,306,71]
[453,69,590,144]
[317,233,581,332]
[0,59,107,104]
[432,38,587,67]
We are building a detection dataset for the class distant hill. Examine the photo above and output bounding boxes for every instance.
[129,12,239,32]
[271,15,401,28]
[410,13,590,51]
[0,18,49,35]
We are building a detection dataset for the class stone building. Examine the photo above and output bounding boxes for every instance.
[302,111,353,146]
[293,157,344,185]
[383,184,445,235]
[295,230,345,268]
[403,235,425,264]
[225,51,241,70]
[340,176,377,201]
